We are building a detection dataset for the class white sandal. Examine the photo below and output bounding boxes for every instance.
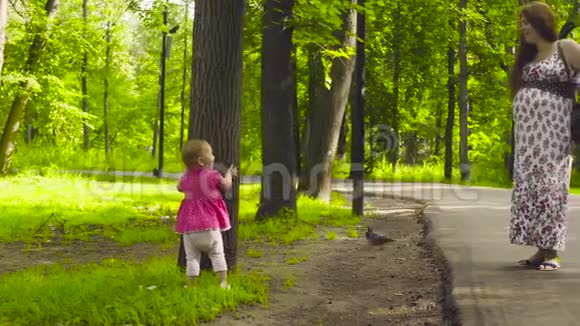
[538,257,561,271]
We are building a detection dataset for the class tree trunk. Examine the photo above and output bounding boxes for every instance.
[0,0,8,81]
[179,0,189,151]
[444,46,455,180]
[434,104,442,156]
[82,0,89,150]
[336,109,348,160]
[103,21,111,158]
[405,133,417,165]
[458,0,469,181]
[0,0,60,175]
[300,45,325,168]
[180,0,244,271]
[298,3,356,203]
[390,5,402,171]
[256,0,297,220]
[292,56,301,176]
[151,122,158,158]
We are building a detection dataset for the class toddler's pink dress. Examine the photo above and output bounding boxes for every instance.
[175,167,231,233]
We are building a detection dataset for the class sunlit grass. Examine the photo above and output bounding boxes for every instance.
[13,144,185,174]
[0,256,269,326]
[0,171,356,248]
[286,256,307,265]
[238,191,356,245]
[0,172,181,244]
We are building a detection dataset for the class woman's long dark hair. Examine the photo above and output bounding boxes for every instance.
[511,1,558,97]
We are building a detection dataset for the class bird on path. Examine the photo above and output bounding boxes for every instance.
[365,227,394,246]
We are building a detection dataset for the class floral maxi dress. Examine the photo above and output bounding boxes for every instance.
[510,45,575,252]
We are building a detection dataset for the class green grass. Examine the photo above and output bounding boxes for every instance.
[0,256,269,326]
[283,275,296,290]
[0,172,182,245]
[286,256,307,265]
[337,158,580,191]
[14,143,580,190]
[246,248,264,258]
[238,191,357,245]
[13,144,185,174]
[325,231,337,240]
[0,172,356,248]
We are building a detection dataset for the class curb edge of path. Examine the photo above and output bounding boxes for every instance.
[332,189,427,205]
[418,208,462,326]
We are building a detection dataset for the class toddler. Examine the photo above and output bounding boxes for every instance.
[176,139,237,289]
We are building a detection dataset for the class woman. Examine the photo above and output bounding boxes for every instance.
[510,1,580,271]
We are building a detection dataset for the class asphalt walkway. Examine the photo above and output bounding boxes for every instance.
[333,181,580,326]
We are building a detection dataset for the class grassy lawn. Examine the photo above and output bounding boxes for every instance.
[0,172,355,325]
[0,258,269,326]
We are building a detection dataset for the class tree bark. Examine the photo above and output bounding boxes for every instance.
[292,55,301,176]
[103,21,111,158]
[337,110,348,160]
[256,0,297,220]
[404,133,417,165]
[298,3,356,203]
[0,0,8,81]
[0,0,60,175]
[82,0,89,150]
[458,0,469,181]
[434,104,443,157]
[390,5,402,171]
[445,46,455,180]
[180,0,244,271]
[300,45,325,167]
[179,0,189,151]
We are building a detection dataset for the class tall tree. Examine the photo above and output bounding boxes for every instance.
[299,2,357,202]
[458,0,470,181]
[0,0,60,175]
[179,0,190,151]
[178,0,245,270]
[81,0,89,150]
[390,4,402,170]
[445,45,455,180]
[257,0,297,219]
[103,20,112,157]
[0,0,7,81]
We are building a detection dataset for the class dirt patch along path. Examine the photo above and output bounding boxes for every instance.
[0,239,172,276]
[211,197,446,326]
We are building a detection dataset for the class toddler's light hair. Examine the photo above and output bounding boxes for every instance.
[182,139,210,168]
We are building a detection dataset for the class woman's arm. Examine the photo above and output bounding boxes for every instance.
[560,39,580,74]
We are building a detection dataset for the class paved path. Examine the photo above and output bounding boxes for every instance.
[333,181,580,326]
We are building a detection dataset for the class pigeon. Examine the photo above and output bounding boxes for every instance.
[365,227,394,246]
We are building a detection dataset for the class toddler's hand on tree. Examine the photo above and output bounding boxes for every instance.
[228,165,238,178]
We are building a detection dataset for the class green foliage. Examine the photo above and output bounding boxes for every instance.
[0,257,269,325]
[4,0,580,196]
